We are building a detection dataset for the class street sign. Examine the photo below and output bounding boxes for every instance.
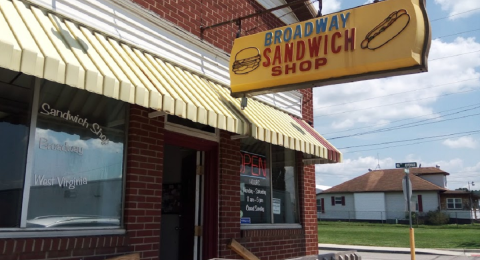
[402,176,413,202]
[396,162,417,168]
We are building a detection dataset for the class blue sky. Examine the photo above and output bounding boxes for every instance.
[311,0,480,190]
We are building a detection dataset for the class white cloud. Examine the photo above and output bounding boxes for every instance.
[316,184,331,190]
[316,156,395,186]
[65,138,89,149]
[434,0,480,20]
[35,129,60,144]
[323,0,342,14]
[332,119,354,129]
[442,136,478,149]
[313,37,480,131]
[90,139,124,153]
[417,158,478,189]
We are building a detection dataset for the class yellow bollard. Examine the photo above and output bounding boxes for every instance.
[410,228,416,260]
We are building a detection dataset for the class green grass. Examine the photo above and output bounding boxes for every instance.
[317,221,480,249]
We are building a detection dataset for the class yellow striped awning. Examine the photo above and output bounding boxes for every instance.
[0,0,341,163]
[213,83,341,163]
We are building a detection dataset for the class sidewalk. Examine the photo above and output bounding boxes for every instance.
[318,243,480,257]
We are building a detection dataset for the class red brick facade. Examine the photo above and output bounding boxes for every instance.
[124,106,165,259]
[0,0,321,259]
[0,106,318,260]
[299,89,314,126]
[130,0,284,52]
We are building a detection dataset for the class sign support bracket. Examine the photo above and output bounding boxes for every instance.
[200,0,311,33]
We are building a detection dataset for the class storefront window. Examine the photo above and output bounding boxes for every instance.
[240,138,299,225]
[272,145,299,223]
[240,139,271,224]
[0,83,32,227]
[0,79,126,230]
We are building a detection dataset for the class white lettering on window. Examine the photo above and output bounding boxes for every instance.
[40,103,109,144]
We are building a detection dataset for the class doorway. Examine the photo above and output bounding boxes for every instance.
[160,144,204,260]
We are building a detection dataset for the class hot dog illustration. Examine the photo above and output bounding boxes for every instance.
[361,9,410,50]
[232,47,261,74]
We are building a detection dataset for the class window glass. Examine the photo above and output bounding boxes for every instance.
[26,82,126,228]
[447,198,462,209]
[316,199,322,212]
[0,83,32,227]
[447,198,454,209]
[240,138,270,224]
[454,198,462,209]
[335,197,343,205]
[272,145,298,223]
[240,138,300,225]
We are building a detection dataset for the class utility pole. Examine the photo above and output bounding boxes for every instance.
[405,168,415,260]
[468,182,475,223]
[397,162,417,260]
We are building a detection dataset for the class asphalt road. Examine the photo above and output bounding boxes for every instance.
[318,250,480,260]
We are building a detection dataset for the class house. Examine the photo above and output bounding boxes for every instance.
[317,167,449,221]
[440,190,480,221]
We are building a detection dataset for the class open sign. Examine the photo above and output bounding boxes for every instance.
[240,151,267,178]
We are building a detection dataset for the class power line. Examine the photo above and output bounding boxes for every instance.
[431,8,480,22]
[315,78,479,110]
[331,105,480,137]
[315,87,480,118]
[338,129,480,149]
[343,131,480,153]
[449,170,480,174]
[449,179,480,183]
[434,28,480,39]
[328,108,480,140]
[430,50,480,61]
[321,102,480,136]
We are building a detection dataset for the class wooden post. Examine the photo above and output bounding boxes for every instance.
[227,239,260,260]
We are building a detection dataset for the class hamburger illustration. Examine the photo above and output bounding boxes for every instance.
[361,9,410,50]
[232,47,261,74]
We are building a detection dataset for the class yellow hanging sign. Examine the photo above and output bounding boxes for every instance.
[229,0,431,97]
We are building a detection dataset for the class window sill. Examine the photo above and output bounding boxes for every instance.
[240,223,302,230]
[0,228,126,238]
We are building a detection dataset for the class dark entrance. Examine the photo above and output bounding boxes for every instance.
[160,144,197,260]
[160,130,219,260]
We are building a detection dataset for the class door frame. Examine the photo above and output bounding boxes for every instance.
[164,130,219,260]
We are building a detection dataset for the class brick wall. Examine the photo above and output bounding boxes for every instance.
[299,79,317,257]
[130,0,285,52]
[0,236,131,260]
[124,105,165,260]
[297,153,318,257]
[299,88,314,126]
[0,1,320,259]
[218,130,242,258]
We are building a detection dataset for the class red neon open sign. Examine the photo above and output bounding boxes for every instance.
[240,151,267,178]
